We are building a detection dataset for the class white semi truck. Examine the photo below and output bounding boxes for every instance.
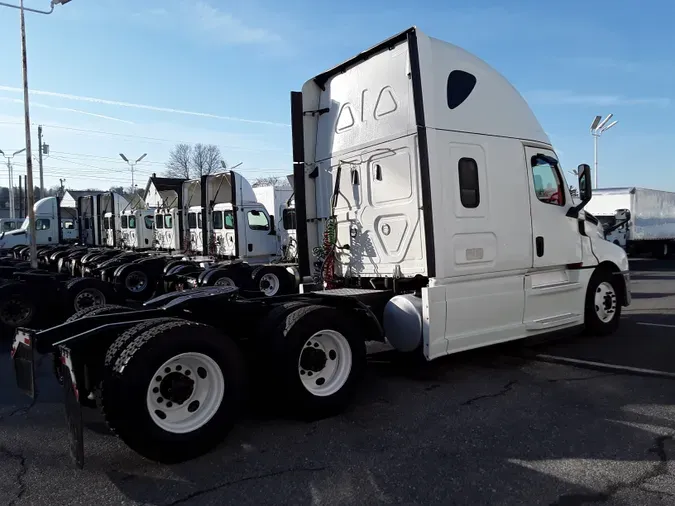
[0,196,80,250]
[13,27,630,467]
[584,187,675,258]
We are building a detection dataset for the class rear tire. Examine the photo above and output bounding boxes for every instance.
[265,305,366,419]
[102,320,247,463]
[114,263,156,301]
[584,268,621,336]
[251,265,293,296]
[64,277,115,315]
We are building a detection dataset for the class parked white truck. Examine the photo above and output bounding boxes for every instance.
[13,27,630,468]
[584,187,675,258]
[0,196,79,250]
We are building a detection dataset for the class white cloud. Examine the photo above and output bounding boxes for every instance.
[132,1,282,48]
[525,90,671,108]
[0,85,289,127]
[563,57,641,73]
[190,1,281,45]
[0,97,134,124]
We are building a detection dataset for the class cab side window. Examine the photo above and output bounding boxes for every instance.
[531,155,565,207]
[35,219,50,231]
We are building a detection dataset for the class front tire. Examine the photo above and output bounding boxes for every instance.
[102,320,247,463]
[584,269,621,336]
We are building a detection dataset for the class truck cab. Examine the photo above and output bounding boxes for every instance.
[204,171,278,262]
[294,27,630,359]
[0,197,63,249]
[154,207,181,252]
[119,209,155,250]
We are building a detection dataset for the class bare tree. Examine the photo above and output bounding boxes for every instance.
[252,175,290,188]
[165,143,192,179]
[164,143,224,179]
[192,143,223,177]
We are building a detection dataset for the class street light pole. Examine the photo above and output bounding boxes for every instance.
[0,148,26,218]
[0,0,73,268]
[119,153,147,190]
[590,113,618,189]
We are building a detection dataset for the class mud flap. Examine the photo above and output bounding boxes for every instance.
[11,329,36,399]
[61,349,84,469]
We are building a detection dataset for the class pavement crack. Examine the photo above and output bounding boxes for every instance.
[0,445,28,506]
[460,380,517,406]
[549,435,673,505]
[546,373,616,383]
[164,466,328,505]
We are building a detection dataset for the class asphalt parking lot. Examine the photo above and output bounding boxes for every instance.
[2,258,675,505]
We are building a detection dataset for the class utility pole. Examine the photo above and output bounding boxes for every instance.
[18,175,23,217]
[38,124,44,195]
[19,0,39,268]
[59,178,66,197]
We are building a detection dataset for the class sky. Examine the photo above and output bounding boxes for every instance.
[0,0,673,193]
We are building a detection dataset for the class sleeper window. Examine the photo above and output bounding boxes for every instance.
[164,214,173,229]
[212,211,223,230]
[532,156,565,207]
[120,216,128,228]
[155,215,164,229]
[458,157,480,208]
[188,212,197,229]
[224,211,234,229]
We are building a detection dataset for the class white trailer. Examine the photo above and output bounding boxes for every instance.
[584,187,675,258]
[253,185,296,260]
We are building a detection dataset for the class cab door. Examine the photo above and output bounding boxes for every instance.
[524,147,584,329]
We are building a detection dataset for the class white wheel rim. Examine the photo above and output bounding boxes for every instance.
[298,329,352,397]
[260,273,280,296]
[73,288,105,311]
[594,281,617,323]
[146,352,224,434]
[214,276,235,287]
[125,271,148,293]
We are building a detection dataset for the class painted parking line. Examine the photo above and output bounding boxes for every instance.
[532,354,675,380]
[636,322,675,329]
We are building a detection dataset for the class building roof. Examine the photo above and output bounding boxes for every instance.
[144,174,185,196]
[64,190,100,200]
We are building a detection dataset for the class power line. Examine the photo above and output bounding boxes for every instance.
[0,121,291,154]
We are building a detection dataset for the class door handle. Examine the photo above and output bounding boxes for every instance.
[536,236,544,257]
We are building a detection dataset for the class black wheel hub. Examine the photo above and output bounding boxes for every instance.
[0,297,31,325]
[159,372,195,405]
[300,347,327,373]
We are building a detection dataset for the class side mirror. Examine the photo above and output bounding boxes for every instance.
[615,209,631,222]
[566,163,592,218]
[268,215,276,235]
[577,163,592,204]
